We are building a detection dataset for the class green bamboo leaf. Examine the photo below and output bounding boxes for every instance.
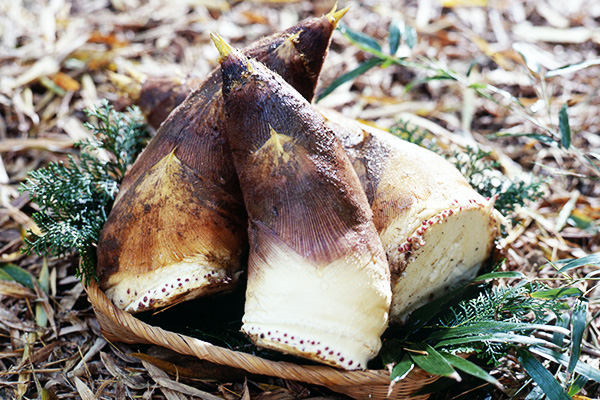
[435,333,553,349]
[338,23,382,53]
[0,268,14,281]
[427,321,555,341]
[568,374,588,396]
[0,264,35,290]
[36,258,50,328]
[441,352,503,389]
[552,313,570,348]
[568,299,588,375]
[409,343,459,378]
[473,271,526,281]
[517,349,571,400]
[316,58,382,102]
[404,25,417,49]
[559,103,571,149]
[530,287,583,300]
[531,347,600,383]
[391,353,415,382]
[380,339,403,366]
[556,253,600,274]
[567,213,594,230]
[389,20,401,55]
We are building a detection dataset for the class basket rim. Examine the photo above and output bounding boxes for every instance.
[85,280,438,396]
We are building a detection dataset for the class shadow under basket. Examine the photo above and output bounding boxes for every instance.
[86,281,440,400]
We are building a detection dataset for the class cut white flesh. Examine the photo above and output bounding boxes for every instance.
[242,223,390,370]
[321,109,501,322]
[106,259,238,313]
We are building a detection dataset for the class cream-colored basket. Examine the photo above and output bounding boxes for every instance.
[86,281,440,400]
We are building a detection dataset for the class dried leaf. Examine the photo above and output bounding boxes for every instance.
[513,24,597,44]
[7,57,61,91]
[52,72,81,92]
[142,360,223,400]
[442,0,487,6]
[130,351,241,382]
[0,303,37,331]
[100,352,147,390]
[72,377,96,400]
[0,279,35,299]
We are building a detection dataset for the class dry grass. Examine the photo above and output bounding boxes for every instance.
[1,0,599,399]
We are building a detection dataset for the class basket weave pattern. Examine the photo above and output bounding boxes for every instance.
[86,281,439,400]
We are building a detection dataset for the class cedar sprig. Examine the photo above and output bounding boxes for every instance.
[436,281,567,365]
[451,146,546,218]
[389,120,439,151]
[21,100,148,283]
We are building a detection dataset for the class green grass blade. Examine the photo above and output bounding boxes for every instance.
[568,299,588,375]
[466,58,480,77]
[530,287,583,300]
[530,347,600,383]
[409,344,459,379]
[405,75,456,93]
[473,271,526,281]
[559,103,571,149]
[568,374,588,396]
[441,352,503,389]
[388,20,401,55]
[316,58,382,102]
[516,349,571,400]
[489,131,559,145]
[556,253,600,274]
[338,23,382,53]
[391,353,415,382]
[546,58,600,78]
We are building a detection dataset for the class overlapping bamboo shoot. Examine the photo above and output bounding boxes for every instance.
[321,109,500,322]
[218,38,391,370]
[138,6,349,130]
[97,10,346,313]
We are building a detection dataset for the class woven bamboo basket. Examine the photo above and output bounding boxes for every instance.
[86,280,440,400]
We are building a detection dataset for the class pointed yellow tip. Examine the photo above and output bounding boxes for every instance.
[327,4,350,26]
[286,30,302,44]
[268,124,278,138]
[211,32,255,72]
[210,33,234,62]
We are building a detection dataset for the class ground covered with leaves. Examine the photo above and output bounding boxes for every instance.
[1,0,599,399]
